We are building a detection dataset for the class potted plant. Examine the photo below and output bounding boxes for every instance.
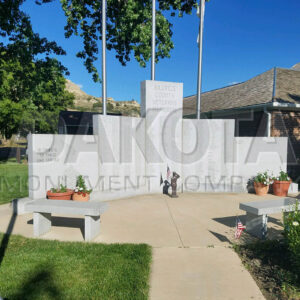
[272,170,291,197]
[46,184,73,200]
[72,175,92,202]
[253,171,271,196]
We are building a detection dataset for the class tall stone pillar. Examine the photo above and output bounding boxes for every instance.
[141,80,183,193]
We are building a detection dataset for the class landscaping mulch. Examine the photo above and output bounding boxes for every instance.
[234,240,300,300]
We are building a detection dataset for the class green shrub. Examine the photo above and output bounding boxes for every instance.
[107,102,114,110]
[254,171,271,185]
[75,175,92,194]
[273,170,290,181]
[283,201,300,271]
[50,184,67,193]
[92,102,101,108]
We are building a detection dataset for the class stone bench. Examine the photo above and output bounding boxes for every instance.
[239,198,297,239]
[26,200,108,241]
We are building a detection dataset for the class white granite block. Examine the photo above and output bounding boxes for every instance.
[33,212,51,237]
[85,215,101,241]
[11,197,34,215]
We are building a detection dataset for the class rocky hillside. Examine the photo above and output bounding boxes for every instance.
[65,79,140,117]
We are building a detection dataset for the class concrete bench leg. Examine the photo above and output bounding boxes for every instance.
[33,212,51,237]
[85,215,100,241]
[245,212,268,239]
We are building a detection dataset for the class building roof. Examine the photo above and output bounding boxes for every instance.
[183,67,300,116]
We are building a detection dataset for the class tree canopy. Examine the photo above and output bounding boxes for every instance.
[0,0,203,138]
[37,0,200,82]
[0,0,74,138]
[0,55,74,139]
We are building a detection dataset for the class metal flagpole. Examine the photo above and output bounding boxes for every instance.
[151,0,156,80]
[196,0,205,119]
[102,0,107,115]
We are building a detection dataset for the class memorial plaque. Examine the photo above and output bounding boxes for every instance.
[140,80,183,117]
[35,148,58,163]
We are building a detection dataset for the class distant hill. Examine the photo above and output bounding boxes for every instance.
[65,79,140,117]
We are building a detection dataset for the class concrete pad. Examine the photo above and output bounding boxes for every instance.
[95,195,182,247]
[0,193,289,245]
[150,247,264,300]
[0,203,10,216]
[0,195,182,246]
[165,192,282,247]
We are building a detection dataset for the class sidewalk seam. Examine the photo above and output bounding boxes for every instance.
[164,199,185,248]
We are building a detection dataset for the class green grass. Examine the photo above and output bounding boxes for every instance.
[0,233,152,299]
[0,161,28,205]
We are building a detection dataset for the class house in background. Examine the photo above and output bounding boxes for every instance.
[183,65,300,184]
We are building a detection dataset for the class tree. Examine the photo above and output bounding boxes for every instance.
[37,0,199,82]
[0,56,74,138]
[0,0,74,138]
[0,1,66,59]
[0,0,203,137]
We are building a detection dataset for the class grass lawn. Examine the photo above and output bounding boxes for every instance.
[0,233,152,300]
[0,161,28,205]
[234,240,300,300]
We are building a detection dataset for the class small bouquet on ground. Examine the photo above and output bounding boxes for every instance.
[73,175,92,202]
[253,171,271,196]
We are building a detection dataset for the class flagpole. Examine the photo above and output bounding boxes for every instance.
[151,0,156,80]
[102,0,107,115]
[196,0,205,119]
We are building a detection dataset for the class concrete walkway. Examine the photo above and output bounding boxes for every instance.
[0,193,288,299]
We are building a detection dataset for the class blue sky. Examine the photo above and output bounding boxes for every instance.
[20,0,300,102]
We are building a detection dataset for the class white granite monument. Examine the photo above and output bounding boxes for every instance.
[24,80,291,204]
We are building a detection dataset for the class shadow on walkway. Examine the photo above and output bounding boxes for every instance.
[209,231,232,244]
[212,215,284,243]
[213,215,283,228]
[27,216,85,239]
[212,215,246,228]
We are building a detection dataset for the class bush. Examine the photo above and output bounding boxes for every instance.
[93,102,101,108]
[254,171,271,185]
[274,170,290,181]
[283,201,300,272]
[107,102,114,111]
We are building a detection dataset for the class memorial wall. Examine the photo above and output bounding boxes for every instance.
[27,80,289,200]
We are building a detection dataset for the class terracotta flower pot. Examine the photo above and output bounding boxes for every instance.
[254,182,269,196]
[72,192,90,202]
[47,189,73,200]
[272,180,291,197]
